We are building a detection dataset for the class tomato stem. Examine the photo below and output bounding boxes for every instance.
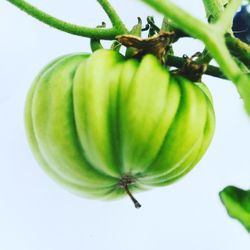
[124,184,142,209]
[119,176,141,209]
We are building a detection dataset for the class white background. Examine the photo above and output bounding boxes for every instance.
[0,0,250,249]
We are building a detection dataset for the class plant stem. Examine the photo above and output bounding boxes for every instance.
[90,39,104,52]
[6,0,127,39]
[196,49,213,65]
[225,35,250,70]
[206,36,241,81]
[167,55,226,79]
[202,0,225,22]
[215,0,243,33]
[119,176,141,208]
[97,0,128,33]
[123,184,142,209]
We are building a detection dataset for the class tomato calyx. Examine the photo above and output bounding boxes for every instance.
[173,53,208,82]
[118,175,141,209]
[116,31,174,64]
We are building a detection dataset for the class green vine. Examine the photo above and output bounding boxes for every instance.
[226,34,250,69]
[97,0,128,33]
[6,0,128,39]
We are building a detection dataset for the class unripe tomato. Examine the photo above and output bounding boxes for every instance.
[25,49,215,203]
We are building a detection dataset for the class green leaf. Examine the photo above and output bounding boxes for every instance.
[125,18,142,58]
[220,186,250,232]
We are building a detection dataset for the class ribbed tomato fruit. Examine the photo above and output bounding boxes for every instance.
[25,49,215,207]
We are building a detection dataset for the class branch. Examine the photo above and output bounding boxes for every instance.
[97,0,128,33]
[167,55,226,79]
[195,49,213,64]
[6,0,127,39]
[225,35,250,70]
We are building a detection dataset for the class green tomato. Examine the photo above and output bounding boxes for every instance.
[25,49,215,206]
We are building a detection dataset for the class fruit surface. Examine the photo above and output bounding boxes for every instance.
[25,49,215,201]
